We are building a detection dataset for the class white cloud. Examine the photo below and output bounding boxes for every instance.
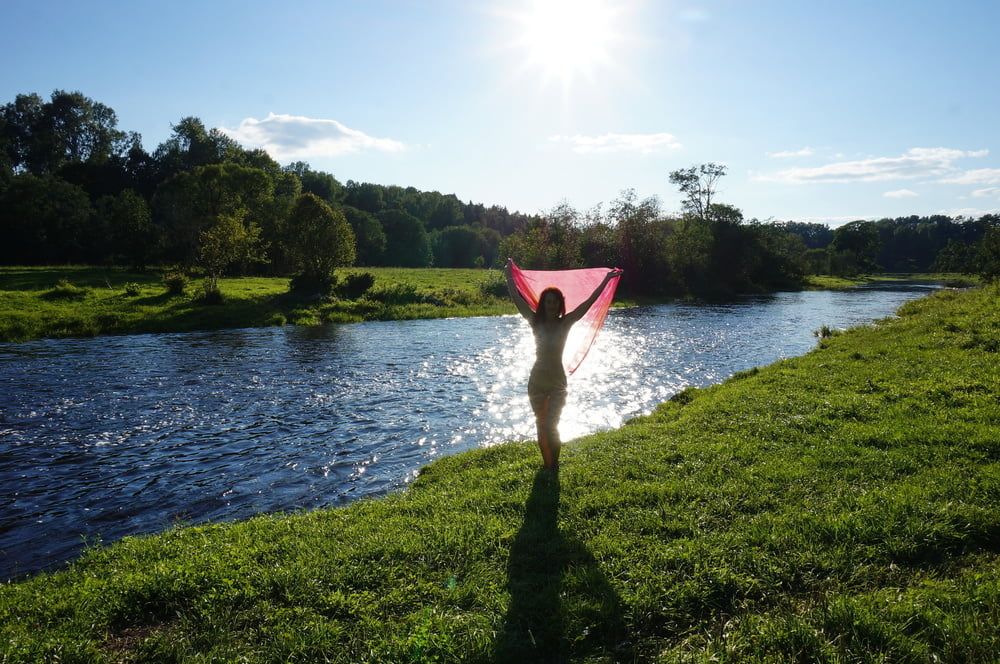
[548,132,682,154]
[938,206,1000,218]
[883,188,919,199]
[219,113,405,161]
[757,147,989,184]
[972,187,1000,198]
[766,147,814,158]
[940,168,1000,185]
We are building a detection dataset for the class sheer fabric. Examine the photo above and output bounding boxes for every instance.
[510,261,621,374]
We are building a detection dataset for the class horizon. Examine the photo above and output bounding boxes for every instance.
[4,0,1000,227]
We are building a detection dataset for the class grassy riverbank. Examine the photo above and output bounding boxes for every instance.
[804,272,979,290]
[0,266,976,344]
[0,266,516,343]
[2,284,998,661]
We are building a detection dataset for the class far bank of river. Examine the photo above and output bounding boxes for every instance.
[0,265,975,343]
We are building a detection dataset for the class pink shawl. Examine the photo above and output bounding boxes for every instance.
[510,261,621,374]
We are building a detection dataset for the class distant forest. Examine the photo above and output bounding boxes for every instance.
[2,90,998,296]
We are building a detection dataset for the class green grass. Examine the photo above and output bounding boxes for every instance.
[805,272,980,290]
[2,283,998,662]
[804,274,868,290]
[0,266,515,343]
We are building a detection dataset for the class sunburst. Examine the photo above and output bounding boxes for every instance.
[507,0,624,88]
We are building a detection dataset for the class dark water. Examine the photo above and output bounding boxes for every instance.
[0,284,939,579]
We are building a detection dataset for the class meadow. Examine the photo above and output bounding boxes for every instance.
[0,266,515,343]
[1,282,997,661]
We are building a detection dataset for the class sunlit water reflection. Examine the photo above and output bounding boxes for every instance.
[0,284,939,578]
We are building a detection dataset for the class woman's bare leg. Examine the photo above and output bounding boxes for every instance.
[530,394,555,469]
[546,391,566,470]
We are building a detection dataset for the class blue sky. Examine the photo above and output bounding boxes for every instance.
[5,0,1000,226]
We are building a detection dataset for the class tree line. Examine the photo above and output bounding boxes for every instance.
[777,215,1000,281]
[1,90,998,298]
[0,91,532,286]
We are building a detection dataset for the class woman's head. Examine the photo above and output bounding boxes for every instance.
[535,287,566,322]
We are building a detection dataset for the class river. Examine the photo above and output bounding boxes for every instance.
[0,283,939,579]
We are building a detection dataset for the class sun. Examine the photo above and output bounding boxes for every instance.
[510,0,622,87]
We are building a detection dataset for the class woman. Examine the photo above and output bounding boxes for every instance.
[505,259,622,471]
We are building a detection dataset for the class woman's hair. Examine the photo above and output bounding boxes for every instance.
[534,287,566,323]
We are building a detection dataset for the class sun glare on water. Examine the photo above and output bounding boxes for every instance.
[508,0,624,87]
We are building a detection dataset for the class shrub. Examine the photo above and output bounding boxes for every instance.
[163,272,188,296]
[813,325,841,339]
[197,281,225,305]
[368,283,426,305]
[42,279,89,300]
[337,272,376,299]
[268,313,287,326]
[289,271,337,295]
[426,287,476,306]
[288,308,321,325]
[123,282,141,297]
[478,271,508,298]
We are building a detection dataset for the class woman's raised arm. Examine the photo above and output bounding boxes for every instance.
[505,259,535,320]
[564,269,622,324]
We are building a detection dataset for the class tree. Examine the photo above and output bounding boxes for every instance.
[285,162,344,205]
[579,220,618,268]
[432,225,487,267]
[664,216,713,294]
[748,223,808,289]
[94,189,157,269]
[0,173,92,264]
[0,93,44,173]
[668,163,727,222]
[933,239,978,273]
[1,90,128,175]
[977,228,1000,281]
[776,221,834,249]
[342,206,386,266]
[830,221,880,275]
[153,163,274,265]
[198,210,264,294]
[152,117,240,182]
[426,193,464,230]
[344,180,385,214]
[378,209,432,267]
[285,193,356,289]
[608,190,661,291]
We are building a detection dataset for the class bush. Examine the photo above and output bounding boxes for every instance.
[268,313,287,326]
[42,279,89,300]
[478,271,508,298]
[289,271,337,295]
[813,325,842,339]
[123,282,141,297]
[198,281,225,305]
[367,283,426,305]
[426,287,476,306]
[288,308,321,325]
[163,272,188,296]
[337,272,376,299]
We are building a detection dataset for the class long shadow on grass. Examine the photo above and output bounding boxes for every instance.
[495,469,629,663]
